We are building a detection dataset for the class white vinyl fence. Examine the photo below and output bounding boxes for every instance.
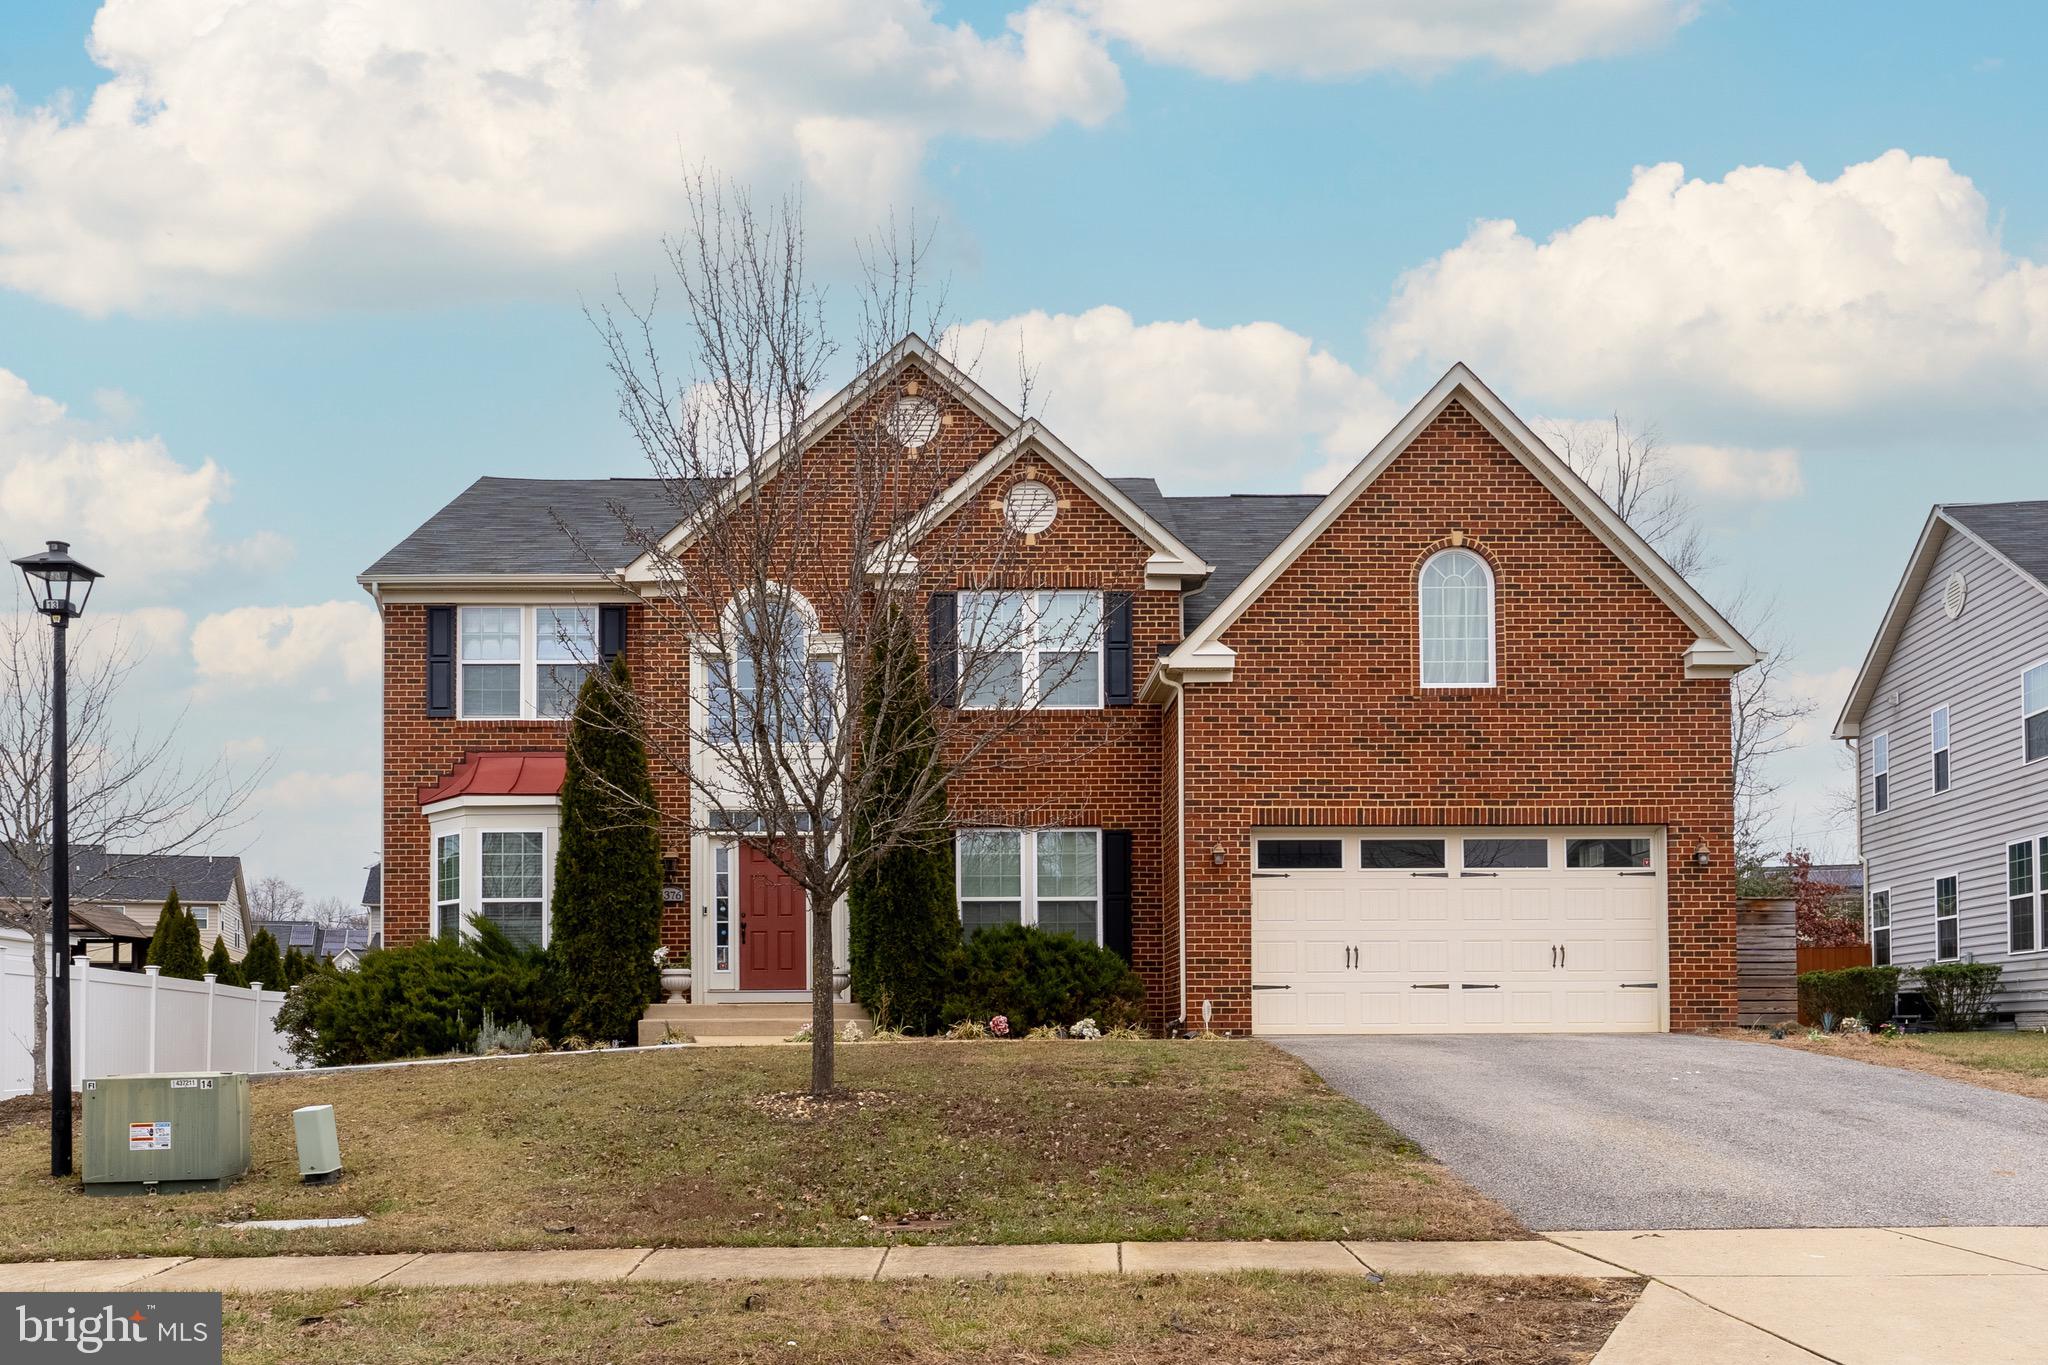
[0,929,298,1098]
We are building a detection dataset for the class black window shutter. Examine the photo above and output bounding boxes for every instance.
[426,606,455,716]
[928,592,958,707]
[1103,830,1134,963]
[1104,592,1134,706]
[599,605,628,665]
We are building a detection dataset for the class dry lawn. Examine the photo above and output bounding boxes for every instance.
[1725,1027,2048,1101]
[222,1273,1635,1365]
[0,1040,1521,1261]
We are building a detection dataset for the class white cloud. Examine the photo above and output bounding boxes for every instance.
[0,0,1122,313]
[1057,0,1697,79]
[1666,442,1803,501]
[952,306,1398,490]
[1783,665,1857,747]
[190,601,380,690]
[262,769,377,811]
[0,368,274,586]
[1374,151,2048,421]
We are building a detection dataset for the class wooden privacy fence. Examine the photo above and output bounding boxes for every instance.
[1,933,298,1098]
[1797,943,1873,974]
[1738,900,1796,1025]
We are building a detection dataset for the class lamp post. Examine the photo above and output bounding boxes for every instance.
[12,541,101,1178]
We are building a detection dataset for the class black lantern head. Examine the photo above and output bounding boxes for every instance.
[11,540,101,620]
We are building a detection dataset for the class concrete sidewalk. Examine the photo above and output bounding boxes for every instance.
[8,1228,2047,1362]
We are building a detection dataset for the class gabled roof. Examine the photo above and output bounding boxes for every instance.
[361,863,381,909]
[623,333,1022,582]
[1834,501,2048,738]
[0,846,244,905]
[1156,363,1758,684]
[864,419,1211,585]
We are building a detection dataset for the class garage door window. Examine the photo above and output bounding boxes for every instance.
[1255,839,1343,870]
[1358,839,1445,869]
[1565,838,1652,869]
[1462,837,1548,869]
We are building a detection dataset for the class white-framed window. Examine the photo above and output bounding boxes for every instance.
[1869,888,1891,966]
[1871,732,1890,814]
[1930,704,1951,794]
[190,905,209,931]
[2009,839,2046,955]
[459,605,600,720]
[957,591,1103,709]
[955,828,1101,944]
[2024,662,2048,764]
[435,833,462,941]
[1935,874,1959,962]
[703,591,837,744]
[1418,548,1495,687]
[479,830,546,949]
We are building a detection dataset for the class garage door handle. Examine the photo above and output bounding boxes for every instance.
[1252,871,1291,879]
[1620,982,1661,989]
[1618,870,1657,877]
[1458,871,1498,878]
[1409,871,1449,878]
[1460,983,1499,990]
[1410,983,1450,990]
[1251,984,1292,991]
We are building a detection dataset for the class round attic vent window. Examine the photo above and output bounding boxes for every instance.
[1943,571,1967,620]
[1004,480,1059,534]
[885,396,942,449]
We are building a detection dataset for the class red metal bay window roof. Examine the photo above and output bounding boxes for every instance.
[417,751,565,807]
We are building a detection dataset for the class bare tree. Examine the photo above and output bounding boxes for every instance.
[248,875,305,922]
[307,895,360,929]
[1547,413,1712,581]
[0,604,266,1095]
[589,180,1112,1094]
[1548,414,1815,868]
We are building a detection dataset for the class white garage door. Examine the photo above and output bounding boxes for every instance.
[1250,828,1667,1035]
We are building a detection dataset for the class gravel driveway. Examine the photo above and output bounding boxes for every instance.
[1274,1033,2048,1230]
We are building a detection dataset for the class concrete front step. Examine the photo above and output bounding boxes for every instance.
[638,1000,872,1047]
[644,1001,871,1022]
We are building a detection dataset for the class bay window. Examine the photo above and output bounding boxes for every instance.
[956,828,1102,944]
[435,833,461,941]
[480,831,546,948]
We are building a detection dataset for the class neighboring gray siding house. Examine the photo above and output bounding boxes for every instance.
[1835,501,2048,1021]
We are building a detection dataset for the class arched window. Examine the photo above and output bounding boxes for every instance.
[1418,549,1494,687]
[705,586,836,743]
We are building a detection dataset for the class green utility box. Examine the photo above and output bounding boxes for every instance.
[292,1103,343,1183]
[81,1072,252,1195]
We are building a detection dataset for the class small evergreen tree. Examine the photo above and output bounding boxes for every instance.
[549,654,663,1043]
[282,945,313,986]
[206,937,246,987]
[241,927,284,991]
[847,608,958,1032]
[145,889,206,980]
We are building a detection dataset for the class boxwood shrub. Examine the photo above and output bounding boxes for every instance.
[940,924,1144,1033]
[1914,961,2002,1031]
[1797,965,1901,1029]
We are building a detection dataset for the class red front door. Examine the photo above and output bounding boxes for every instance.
[739,842,807,990]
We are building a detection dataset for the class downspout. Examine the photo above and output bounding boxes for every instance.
[1847,735,1866,931]
[1160,669,1188,1028]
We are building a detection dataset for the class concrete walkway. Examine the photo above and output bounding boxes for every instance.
[8,1229,2048,1362]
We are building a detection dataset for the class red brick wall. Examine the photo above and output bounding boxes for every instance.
[1179,399,1737,1032]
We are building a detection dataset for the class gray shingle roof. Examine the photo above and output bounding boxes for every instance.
[1943,501,2048,591]
[0,847,242,905]
[1160,494,1324,632]
[361,477,710,579]
[361,864,380,908]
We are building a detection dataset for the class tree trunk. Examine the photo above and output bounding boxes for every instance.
[809,893,835,1095]
[28,916,48,1097]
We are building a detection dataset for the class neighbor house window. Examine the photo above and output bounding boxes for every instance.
[459,606,600,720]
[1935,875,1959,961]
[956,829,1101,944]
[435,833,461,941]
[1871,733,1890,813]
[2011,839,2047,955]
[1930,705,1951,793]
[2025,663,2048,763]
[479,831,545,949]
[190,905,209,932]
[1419,548,1494,687]
[1869,889,1891,966]
[957,591,1102,709]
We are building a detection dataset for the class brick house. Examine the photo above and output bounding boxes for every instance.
[360,337,1755,1035]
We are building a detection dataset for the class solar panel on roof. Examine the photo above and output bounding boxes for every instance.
[288,924,316,947]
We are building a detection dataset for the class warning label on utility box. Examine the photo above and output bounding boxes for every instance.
[128,1122,172,1151]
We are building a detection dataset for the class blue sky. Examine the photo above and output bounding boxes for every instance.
[1,0,2043,898]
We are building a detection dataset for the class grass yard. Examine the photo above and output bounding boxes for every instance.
[0,1040,1520,1262]
[1732,1027,2048,1101]
[221,1274,1635,1365]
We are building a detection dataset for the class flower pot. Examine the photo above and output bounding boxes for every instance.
[831,969,851,997]
[660,967,692,1004]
